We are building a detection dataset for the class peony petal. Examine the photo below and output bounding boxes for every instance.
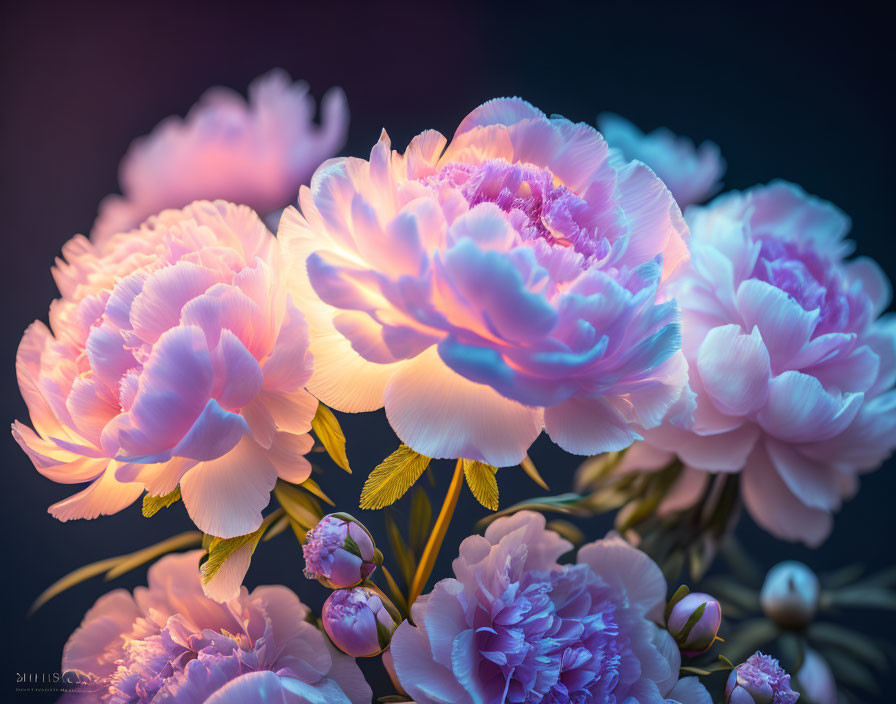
[577,535,667,622]
[757,370,862,443]
[172,399,250,462]
[765,438,841,511]
[129,261,224,344]
[667,676,712,704]
[544,395,641,456]
[390,622,472,704]
[696,324,770,416]
[383,347,543,467]
[179,437,277,538]
[735,279,818,371]
[49,465,144,521]
[741,442,833,546]
[62,589,140,677]
[212,329,264,410]
[262,299,313,392]
[267,432,314,483]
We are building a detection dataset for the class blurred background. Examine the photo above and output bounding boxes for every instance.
[1,0,894,700]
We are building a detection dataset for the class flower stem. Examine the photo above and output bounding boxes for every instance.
[409,458,464,606]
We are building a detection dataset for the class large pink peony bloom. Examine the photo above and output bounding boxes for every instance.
[92,70,348,243]
[61,551,371,704]
[629,181,896,545]
[389,511,711,704]
[13,201,317,539]
[280,98,690,467]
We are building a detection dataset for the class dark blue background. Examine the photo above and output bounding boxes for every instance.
[1,0,894,700]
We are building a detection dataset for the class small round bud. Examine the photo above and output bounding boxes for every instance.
[303,513,380,589]
[760,560,819,629]
[725,652,799,704]
[666,591,722,656]
[322,586,400,657]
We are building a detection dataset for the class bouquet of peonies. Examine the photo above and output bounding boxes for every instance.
[14,71,896,704]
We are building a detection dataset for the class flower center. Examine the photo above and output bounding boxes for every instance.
[430,160,606,261]
[753,236,855,336]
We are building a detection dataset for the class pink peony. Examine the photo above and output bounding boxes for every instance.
[598,113,725,209]
[13,200,317,540]
[280,98,690,467]
[629,181,896,545]
[389,511,711,704]
[60,550,371,704]
[92,70,348,243]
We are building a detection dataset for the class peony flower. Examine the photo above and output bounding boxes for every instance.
[795,649,836,704]
[597,113,725,209]
[666,591,722,656]
[726,652,799,704]
[632,181,896,545]
[389,511,711,704]
[322,586,401,657]
[303,513,380,588]
[759,561,820,629]
[92,70,348,243]
[280,98,691,467]
[13,200,318,540]
[60,550,371,704]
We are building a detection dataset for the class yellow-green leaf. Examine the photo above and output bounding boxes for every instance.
[360,444,431,510]
[384,510,415,586]
[545,519,584,546]
[463,459,499,511]
[409,485,432,556]
[311,403,351,473]
[299,477,334,506]
[142,486,182,517]
[273,481,324,535]
[201,510,283,585]
[520,455,549,491]
[105,531,202,580]
[30,530,203,614]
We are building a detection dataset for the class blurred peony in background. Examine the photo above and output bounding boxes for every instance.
[2,0,894,702]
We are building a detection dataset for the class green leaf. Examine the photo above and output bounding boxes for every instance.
[475,493,587,530]
[463,459,499,511]
[311,403,351,473]
[384,511,415,586]
[360,445,431,510]
[299,477,335,506]
[105,531,203,580]
[409,486,432,557]
[142,486,182,517]
[665,585,690,624]
[545,519,585,546]
[520,455,549,491]
[201,510,283,585]
[274,480,324,535]
[808,622,889,671]
[378,564,409,619]
[720,618,778,664]
[30,530,202,614]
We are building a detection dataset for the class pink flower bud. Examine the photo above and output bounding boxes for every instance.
[760,561,819,629]
[666,591,722,656]
[303,513,380,589]
[322,586,400,657]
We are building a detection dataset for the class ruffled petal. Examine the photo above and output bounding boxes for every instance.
[544,395,640,456]
[696,324,770,416]
[383,347,543,467]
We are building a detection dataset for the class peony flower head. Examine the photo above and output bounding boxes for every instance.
[598,113,725,209]
[389,510,711,704]
[322,586,400,658]
[13,200,318,541]
[635,181,896,545]
[666,591,722,656]
[796,649,836,704]
[281,98,691,467]
[759,561,820,629]
[303,513,380,588]
[726,652,799,704]
[60,550,371,704]
[92,70,349,242]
